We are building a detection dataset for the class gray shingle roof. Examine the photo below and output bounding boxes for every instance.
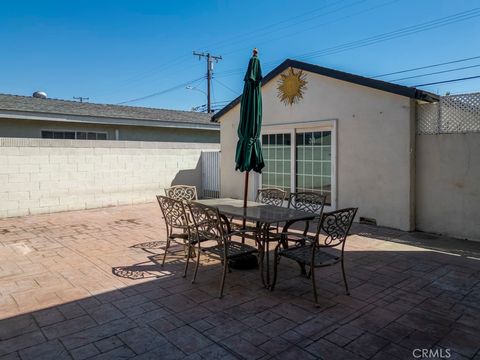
[0,93,215,126]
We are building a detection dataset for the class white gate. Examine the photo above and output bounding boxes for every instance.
[201,151,220,198]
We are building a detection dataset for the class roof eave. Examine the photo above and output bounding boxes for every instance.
[0,109,220,131]
[211,58,439,122]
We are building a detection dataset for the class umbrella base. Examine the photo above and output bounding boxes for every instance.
[229,254,258,270]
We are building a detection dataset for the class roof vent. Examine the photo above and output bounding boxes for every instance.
[33,91,47,99]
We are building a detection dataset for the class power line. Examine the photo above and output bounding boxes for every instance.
[98,0,386,97]
[216,7,480,78]
[216,0,367,54]
[220,0,398,58]
[372,55,480,78]
[117,76,205,105]
[214,78,238,95]
[390,63,480,82]
[414,75,480,87]
[99,1,354,97]
[298,8,480,60]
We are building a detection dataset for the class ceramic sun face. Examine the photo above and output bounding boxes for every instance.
[277,67,308,106]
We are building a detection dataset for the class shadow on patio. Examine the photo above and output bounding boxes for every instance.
[0,203,479,360]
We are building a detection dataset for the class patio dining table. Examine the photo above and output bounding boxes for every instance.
[195,198,316,289]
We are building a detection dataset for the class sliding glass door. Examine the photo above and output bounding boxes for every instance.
[261,133,291,193]
[261,123,335,208]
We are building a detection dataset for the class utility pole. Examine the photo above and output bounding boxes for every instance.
[193,52,222,113]
[73,96,89,103]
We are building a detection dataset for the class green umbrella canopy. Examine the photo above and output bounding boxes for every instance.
[235,52,265,173]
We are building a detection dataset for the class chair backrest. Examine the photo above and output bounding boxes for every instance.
[164,185,198,202]
[288,192,326,218]
[186,202,226,245]
[156,195,189,230]
[315,208,358,249]
[256,188,286,207]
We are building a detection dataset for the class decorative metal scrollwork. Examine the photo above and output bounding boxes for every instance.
[257,188,287,207]
[156,195,188,228]
[320,208,357,247]
[164,185,198,201]
[288,192,326,215]
[187,203,224,245]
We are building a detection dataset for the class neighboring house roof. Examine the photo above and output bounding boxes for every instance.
[212,59,439,122]
[0,93,218,130]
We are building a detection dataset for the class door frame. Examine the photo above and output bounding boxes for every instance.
[255,119,337,211]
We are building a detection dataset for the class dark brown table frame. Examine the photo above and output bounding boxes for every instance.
[195,198,315,289]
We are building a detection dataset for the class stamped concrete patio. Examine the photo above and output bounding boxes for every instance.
[0,203,479,360]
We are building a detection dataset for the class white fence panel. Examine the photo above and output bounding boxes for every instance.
[201,151,220,198]
[417,92,480,134]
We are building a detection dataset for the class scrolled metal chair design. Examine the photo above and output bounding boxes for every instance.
[187,202,258,298]
[287,192,327,236]
[256,188,287,206]
[273,207,358,304]
[164,185,198,202]
[156,195,195,277]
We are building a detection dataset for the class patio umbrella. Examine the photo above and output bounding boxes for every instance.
[235,49,264,208]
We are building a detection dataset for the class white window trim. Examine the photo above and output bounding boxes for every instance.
[257,119,337,211]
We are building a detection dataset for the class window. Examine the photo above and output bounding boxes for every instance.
[41,130,76,139]
[41,130,107,140]
[261,123,335,207]
[261,133,291,193]
[296,130,332,204]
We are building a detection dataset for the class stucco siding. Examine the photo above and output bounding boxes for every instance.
[416,133,480,241]
[0,118,219,143]
[220,70,414,231]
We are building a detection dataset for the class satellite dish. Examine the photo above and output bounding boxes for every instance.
[33,91,47,99]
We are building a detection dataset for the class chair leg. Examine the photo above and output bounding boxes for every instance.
[183,244,192,278]
[191,247,201,284]
[311,266,319,305]
[219,258,228,298]
[161,237,171,266]
[341,257,350,295]
[271,246,280,291]
[257,242,266,288]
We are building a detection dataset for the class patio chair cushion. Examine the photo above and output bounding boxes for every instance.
[279,246,340,267]
[201,242,258,260]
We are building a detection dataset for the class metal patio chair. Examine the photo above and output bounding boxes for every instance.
[164,185,198,202]
[273,207,358,304]
[156,195,197,277]
[287,192,327,236]
[187,202,258,298]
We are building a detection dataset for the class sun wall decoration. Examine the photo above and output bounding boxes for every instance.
[277,67,308,106]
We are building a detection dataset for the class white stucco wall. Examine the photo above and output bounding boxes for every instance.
[220,69,415,231]
[0,138,219,218]
[416,133,480,241]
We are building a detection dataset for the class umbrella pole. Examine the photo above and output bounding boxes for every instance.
[243,171,249,208]
[242,171,249,243]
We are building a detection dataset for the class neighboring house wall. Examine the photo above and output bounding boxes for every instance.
[0,118,219,143]
[0,138,219,218]
[220,70,415,231]
[416,133,480,241]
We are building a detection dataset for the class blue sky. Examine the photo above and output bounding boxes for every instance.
[1,0,479,110]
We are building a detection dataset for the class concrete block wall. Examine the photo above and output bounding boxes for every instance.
[0,138,219,218]
[416,133,480,241]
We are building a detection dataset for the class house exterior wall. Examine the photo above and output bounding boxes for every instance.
[220,70,415,231]
[416,133,480,241]
[0,138,219,218]
[0,118,219,143]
